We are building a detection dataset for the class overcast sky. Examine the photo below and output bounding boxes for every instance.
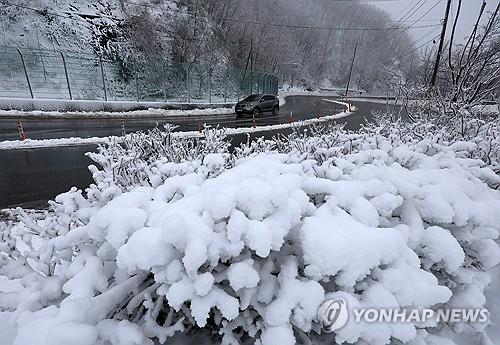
[371,0,496,47]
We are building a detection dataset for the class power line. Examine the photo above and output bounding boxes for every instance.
[232,12,442,24]
[392,0,424,20]
[4,0,442,33]
[2,1,89,22]
[387,0,443,44]
[371,0,429,43]
[411,24,442,46]
[371,0,443,46]
[397,33,440,59]
[211,19,441,32]
[329,0,401,2]
[3,0,123,22]
[121,0,441,24]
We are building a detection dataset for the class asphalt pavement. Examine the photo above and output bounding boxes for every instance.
[0,95,347,141]
[0,96,396,209]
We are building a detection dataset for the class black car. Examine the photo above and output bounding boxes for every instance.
[235,94,279,118]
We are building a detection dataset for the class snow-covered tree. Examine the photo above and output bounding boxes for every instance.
[1,119,499,345]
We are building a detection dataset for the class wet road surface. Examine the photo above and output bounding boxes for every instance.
[0,95,348,141]
[0,96,396,208]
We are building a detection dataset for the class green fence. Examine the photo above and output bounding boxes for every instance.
[0,47,279,103]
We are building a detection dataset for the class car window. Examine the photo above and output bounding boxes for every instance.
[263,95,274,101]
[243,95,261,102]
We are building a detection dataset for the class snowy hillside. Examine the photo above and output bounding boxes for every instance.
[2,0,120,52]
[1,0,178,57]
[0,0,416,92]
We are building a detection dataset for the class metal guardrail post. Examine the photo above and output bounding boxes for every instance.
[99,56,108,101]
[17,48,33,99]
[186,66,191,103]
[250,71,253,94]
[161,62,167,102]
[223,70,228,103]
[237,70,241,101]
[208,70,212,103]
[60,52,73,100]
[134,65,140,102]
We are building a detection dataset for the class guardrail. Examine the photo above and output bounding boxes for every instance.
[0,46,279,103]
[342,95,397,100]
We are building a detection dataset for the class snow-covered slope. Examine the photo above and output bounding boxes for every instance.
[2,0,119,52]
[1,0,177,56]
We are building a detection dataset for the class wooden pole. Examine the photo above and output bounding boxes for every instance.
[431,0,452,87]
[345,43,358,97]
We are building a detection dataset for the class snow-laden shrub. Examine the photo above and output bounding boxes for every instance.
[394,93,500,172]
[1,123,500,345]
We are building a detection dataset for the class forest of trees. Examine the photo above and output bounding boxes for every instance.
[1,0,418,93]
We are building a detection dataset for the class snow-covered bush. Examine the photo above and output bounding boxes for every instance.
[1,122,500,345]
[380,103,500,174]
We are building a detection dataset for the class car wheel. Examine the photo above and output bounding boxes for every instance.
[253,108,260,117]
[272,106,279,116]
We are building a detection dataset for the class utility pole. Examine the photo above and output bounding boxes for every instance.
[345,43,358,97]
[250,37,254,94]
[430,0,452,87]
[240,37,253,96]
[194,0,198,37]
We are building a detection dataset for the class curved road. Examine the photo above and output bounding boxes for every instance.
[0,96,396,209]
[0,96,349,141]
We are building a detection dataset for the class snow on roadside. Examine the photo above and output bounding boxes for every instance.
[0,136,114,150]
[342,98,499,116]
[0,111,353,150]
[321,99,356,111]
[0,107,234,119]
[344,97,399,105]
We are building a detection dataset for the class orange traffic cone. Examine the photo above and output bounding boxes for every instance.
[121,120,126,136]
[17,121,26,141]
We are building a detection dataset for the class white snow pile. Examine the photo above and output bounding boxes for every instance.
[0,107,233,119]
[1,120,500,345]
[0,110,353,151]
